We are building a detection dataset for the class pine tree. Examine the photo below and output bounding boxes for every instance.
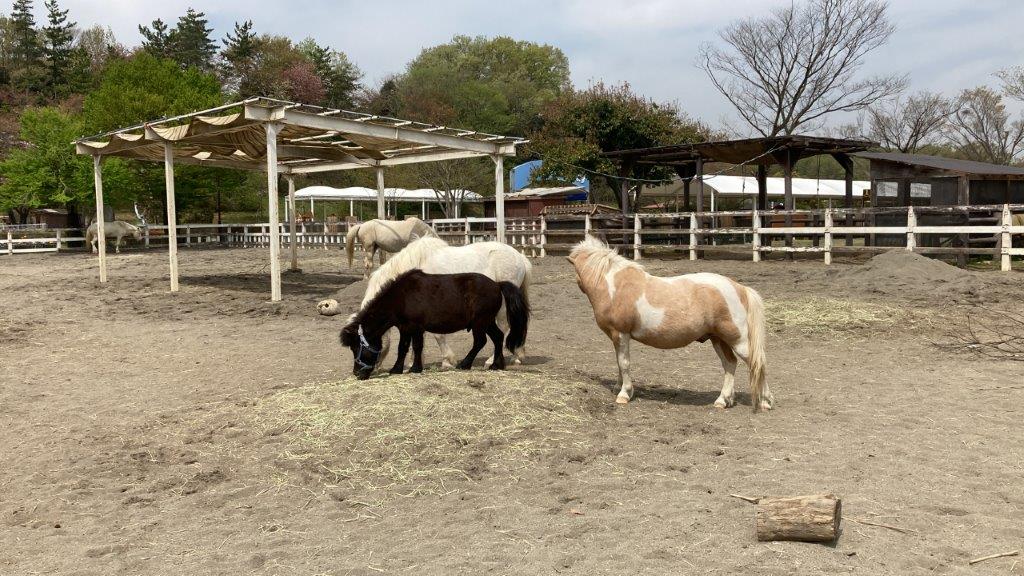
[9,0,44,90]
[220,20,256,95]
[297,38,361,108]
[169,8,216,71]
[138,18,171,59]
[42,0,76,97]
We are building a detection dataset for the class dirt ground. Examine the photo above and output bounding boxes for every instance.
[2,245,1023,575]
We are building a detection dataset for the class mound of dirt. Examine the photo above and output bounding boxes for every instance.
[333,278,368,307]
[830,250,986,304]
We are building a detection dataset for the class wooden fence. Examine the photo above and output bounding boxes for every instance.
[3,204,1022,271]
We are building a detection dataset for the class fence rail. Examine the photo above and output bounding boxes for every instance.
[3,205,1022,271]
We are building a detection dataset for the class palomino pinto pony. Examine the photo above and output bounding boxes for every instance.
[567,237,773,411]
[340,270,530,380]
[320,236,532,367]
[345,217,438,278]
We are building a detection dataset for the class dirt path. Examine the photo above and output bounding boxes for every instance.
[1,247,1022,575]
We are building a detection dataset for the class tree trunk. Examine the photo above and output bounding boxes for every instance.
[755,494,841,543]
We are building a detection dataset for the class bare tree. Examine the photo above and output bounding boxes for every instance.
[700,0,905,137]
[946,86,1024,165]
[997,66,1024,102]
[866,91,951,152]
[412,159,490,218]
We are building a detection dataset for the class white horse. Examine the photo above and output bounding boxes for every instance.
[85,221,143,254]
[568,236,772,410]
[345,218,438,278]
[320,236,532,368]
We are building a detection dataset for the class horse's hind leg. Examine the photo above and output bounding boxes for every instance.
[434,334,458,369]
[389,331,412,375]
[410,332,425,373]
[457,326,488,370]
[363,246,374,279]
[485,322,505,370]
[612,332,634,404]
[711,337,738,409]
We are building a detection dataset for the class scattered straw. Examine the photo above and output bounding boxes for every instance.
[766,297,914,337]
[253,369,590,498]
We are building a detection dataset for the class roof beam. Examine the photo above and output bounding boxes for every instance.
[287,149,491,174]
[244,105,518,156]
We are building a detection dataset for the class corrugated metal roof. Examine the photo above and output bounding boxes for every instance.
[854,152,1024,176]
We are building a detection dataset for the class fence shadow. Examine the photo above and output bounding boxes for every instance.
[183,271,359,297]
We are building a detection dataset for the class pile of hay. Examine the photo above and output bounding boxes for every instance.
[767,296,914,337]
[255,369,589,497]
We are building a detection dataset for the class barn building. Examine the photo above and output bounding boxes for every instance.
[853,152,1024,207]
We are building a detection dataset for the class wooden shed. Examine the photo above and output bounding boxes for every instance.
[854,152,1024,207]
[483,186,588,218]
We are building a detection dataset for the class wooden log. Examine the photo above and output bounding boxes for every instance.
[755,494,841,543]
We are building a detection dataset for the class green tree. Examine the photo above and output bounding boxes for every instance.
[74,25,124,82]
[169,8,216,71]
[42,0,75,98]
[297,38,362,108]
[529,82,710,211]
[9,0,44,91]
[394,35,570,134]
[138,18,172,60]
[220,20,256,95]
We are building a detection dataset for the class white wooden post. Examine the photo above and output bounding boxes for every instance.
[905,206,916,251]
[493,155,506,243]
[421,200,426,219]
[376,167,386,219]
[287,177,298,271]
[540,214,547,258]
[185,224,191,246]
[143,226,150,249]
[688,213,697,261]
[162,144,179,292]
[1000,203,1012,272]
[5,230,11,256]
[584,214,592,238]
[92,155,107,282]
[633,213,642,260]
[55,229,63,252]
[265,123,282,302]
[752,209,761,262]
[824,208,834,266]
[463,217,470,245]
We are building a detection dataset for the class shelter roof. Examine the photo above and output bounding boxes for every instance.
[74,97,526,174]
[854,151,1024,177]
[294,186,482,202]
[604,135,875,166]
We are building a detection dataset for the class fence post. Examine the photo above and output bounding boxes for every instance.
[584,214,592,238]
[463,217,470,245]
[1000,203,1012,272]
[752,209,761,262]
[300,223,306,249]
[905,206,916,252]
[632,213,642,260]
[540,215,547,258]
[185,224,191,246]
[824,208,833,265]
[55,229,63,252]
[688,213,697,261]
[144,226,150,249]
[243,225,248,248]
[6,230,12,255]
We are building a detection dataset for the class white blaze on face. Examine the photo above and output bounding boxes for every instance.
[633,293,665,338]
[684,272,747,334]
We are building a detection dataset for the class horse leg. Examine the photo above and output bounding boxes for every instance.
[91,238,97,254]
[731,338,774,411]
[363,245,374,279]
[711,337,738,409]
[389,331,411,374]
[115,235,122,254]
[434,334,458,369]
[612,332,634,404]
[409,332,425,373]
[457,326,488,370]
[486,322,505,370]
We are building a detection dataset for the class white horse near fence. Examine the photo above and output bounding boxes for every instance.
[85,221,143,254]
[345,217,438,278]
[320,236,532,368]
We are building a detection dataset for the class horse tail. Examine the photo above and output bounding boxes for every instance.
[345,223,361,267]
[519,261,532,309]
[744,286,768,412]
[85,225,94,245]
[499,282,530,353]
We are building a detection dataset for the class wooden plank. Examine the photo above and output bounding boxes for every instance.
[93,155,107,283]
[266,123,282,302]
[163,144,180,292]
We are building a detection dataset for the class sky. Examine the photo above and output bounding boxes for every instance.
[41,0,1024,130]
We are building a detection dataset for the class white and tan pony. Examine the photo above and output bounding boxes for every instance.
[567,237,772,411]
[345,217,438,278]
[85,220,143,254]
[320,236,532,368]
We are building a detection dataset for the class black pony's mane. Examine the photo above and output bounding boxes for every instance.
[348,269,421,328]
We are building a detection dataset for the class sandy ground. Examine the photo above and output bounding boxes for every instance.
[2,245,1023,575]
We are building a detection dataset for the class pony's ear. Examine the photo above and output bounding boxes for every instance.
[339,326,356,347]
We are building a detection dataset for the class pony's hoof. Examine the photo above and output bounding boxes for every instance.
[409,366,423,374]
[440,361,455,370]
[615,394,631,404]
[483,357,494,368]
[456,362,472,370]
[714,396,735,409]
[317,299,341,316]
[759,399,774,411]
[488,362,505,371]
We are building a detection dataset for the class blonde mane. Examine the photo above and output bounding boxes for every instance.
[570,236,642,287]
[362,236,450,305]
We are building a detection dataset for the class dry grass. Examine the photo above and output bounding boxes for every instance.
[766,297,915,337]
[254,369,591,498]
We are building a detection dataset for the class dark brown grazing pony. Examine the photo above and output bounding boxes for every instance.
[340,270,529,380]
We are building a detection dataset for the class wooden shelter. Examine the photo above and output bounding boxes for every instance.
[604,136,875,214]
[483,186,588,218]
[73,97,525,301]
[854,151,1024,207]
